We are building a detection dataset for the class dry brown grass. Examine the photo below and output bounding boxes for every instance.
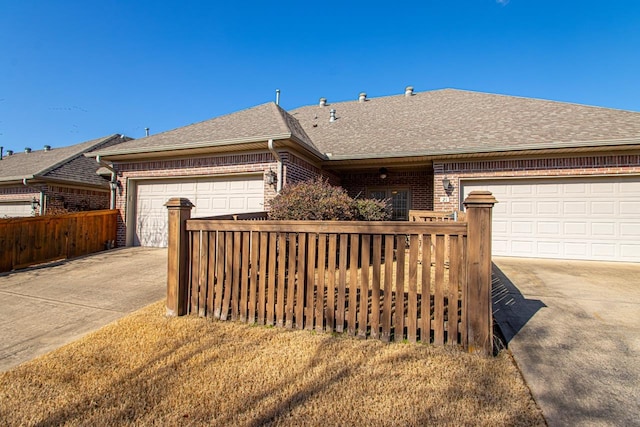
[0,301,544,426]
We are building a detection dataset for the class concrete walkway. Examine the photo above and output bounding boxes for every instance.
[0,247,167,372]
[492,257,640,427]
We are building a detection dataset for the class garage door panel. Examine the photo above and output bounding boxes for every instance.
[564,242,588,257]
[620,201,640,215]
[564,222,587,235]
[537,241,561,256]
[591,223,615,236]
[462,176,640,262]
[591,202,614,215]
[512,201,534,215]
[537,222,560,234]
[135,175,264,247]
[536,202,560,215]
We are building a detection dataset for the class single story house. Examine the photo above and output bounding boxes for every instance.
[0,134,130,217]
[89,88,640,262]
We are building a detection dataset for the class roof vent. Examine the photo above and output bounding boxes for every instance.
[25,147,32,153]
[6,149,13,156]
[329,109,336,122]
[145,127,150,137]
[358,92,367,102]
[44,145,51,151]
[405,86,414,97]
[319,97,327,107]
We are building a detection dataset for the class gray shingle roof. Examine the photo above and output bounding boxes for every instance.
[288,89,640,158]
[92,103,320,156]
[0,134,126,186]
[89,89,640,162]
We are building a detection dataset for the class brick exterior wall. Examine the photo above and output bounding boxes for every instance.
[433,153,640,211]
[46,185,110,212]
[0,183,109,215]
[341,170,434,211]
[113,151,328,246]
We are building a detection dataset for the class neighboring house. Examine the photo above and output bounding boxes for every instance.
[88,88,640,262]
[0,134,131,218]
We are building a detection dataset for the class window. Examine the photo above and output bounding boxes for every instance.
[368,188,411,220]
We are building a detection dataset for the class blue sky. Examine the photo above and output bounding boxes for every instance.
[1,0,639,153]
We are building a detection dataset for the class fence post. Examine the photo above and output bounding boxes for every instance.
[165,197,194,316]
[463,191,497,355]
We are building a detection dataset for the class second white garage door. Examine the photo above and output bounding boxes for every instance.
[133,175,264,247]
[0,201,33,218]
[462,176,640,262]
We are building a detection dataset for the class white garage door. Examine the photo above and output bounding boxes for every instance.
[462,177,640,262]
[133,175,264,247]
[0,201,33,218]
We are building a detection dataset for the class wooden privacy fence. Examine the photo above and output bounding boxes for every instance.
[0,209,118,272]
[166,192,496,354]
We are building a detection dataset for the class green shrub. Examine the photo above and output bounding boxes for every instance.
[268,177,391,221]
[268,178,356,220]
[354,198,392,221]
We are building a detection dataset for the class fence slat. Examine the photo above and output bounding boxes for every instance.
[420,233,432,343]
[336,234,348,333]
[358,234,370,339]
[285,233,297,328]
[407,234,419,343]
[316,233,327,332]
[276,233,287,327]
[381,234,394,342]
[240,231,250,322]
[220,232,234,321]
[448,235,460,345]
[295,233,307,329]
[207,232,216,318]
[326,234,337,333]
[370,234,382,339]
[394,236,406,342]
[433,234,446,345]
[214,232,225,319]
[198,231,209,317]
[257,232,268,325]
[266,232,277,326]
[230,231,242,321]
[190,232,199,315]
[347,234,359,336]
[305,233,317,330]
[248,231,259,323]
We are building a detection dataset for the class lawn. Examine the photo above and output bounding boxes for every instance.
[0,301,544,426]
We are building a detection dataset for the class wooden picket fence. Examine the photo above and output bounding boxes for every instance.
[165,192,496,354]
[0,210,117,272]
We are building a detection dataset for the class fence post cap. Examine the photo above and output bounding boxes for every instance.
[164,198,194,209]
[463,191,497,208]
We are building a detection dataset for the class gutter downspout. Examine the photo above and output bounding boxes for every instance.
[96,155,117,209]
[22,178,45,215]
[267,139,283,193]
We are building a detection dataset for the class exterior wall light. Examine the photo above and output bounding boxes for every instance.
[442,177,453,192]
[30,197,40,211]
[379,167,388,180]
[265,170,277,186]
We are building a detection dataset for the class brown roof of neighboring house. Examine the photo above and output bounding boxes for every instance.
[288,89,640,159]
[89,88,640,161]
[91,103,321,157]
[0,134,128,186]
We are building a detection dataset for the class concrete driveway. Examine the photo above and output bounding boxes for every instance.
[492,257,640,427]
[0,247,167,372]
